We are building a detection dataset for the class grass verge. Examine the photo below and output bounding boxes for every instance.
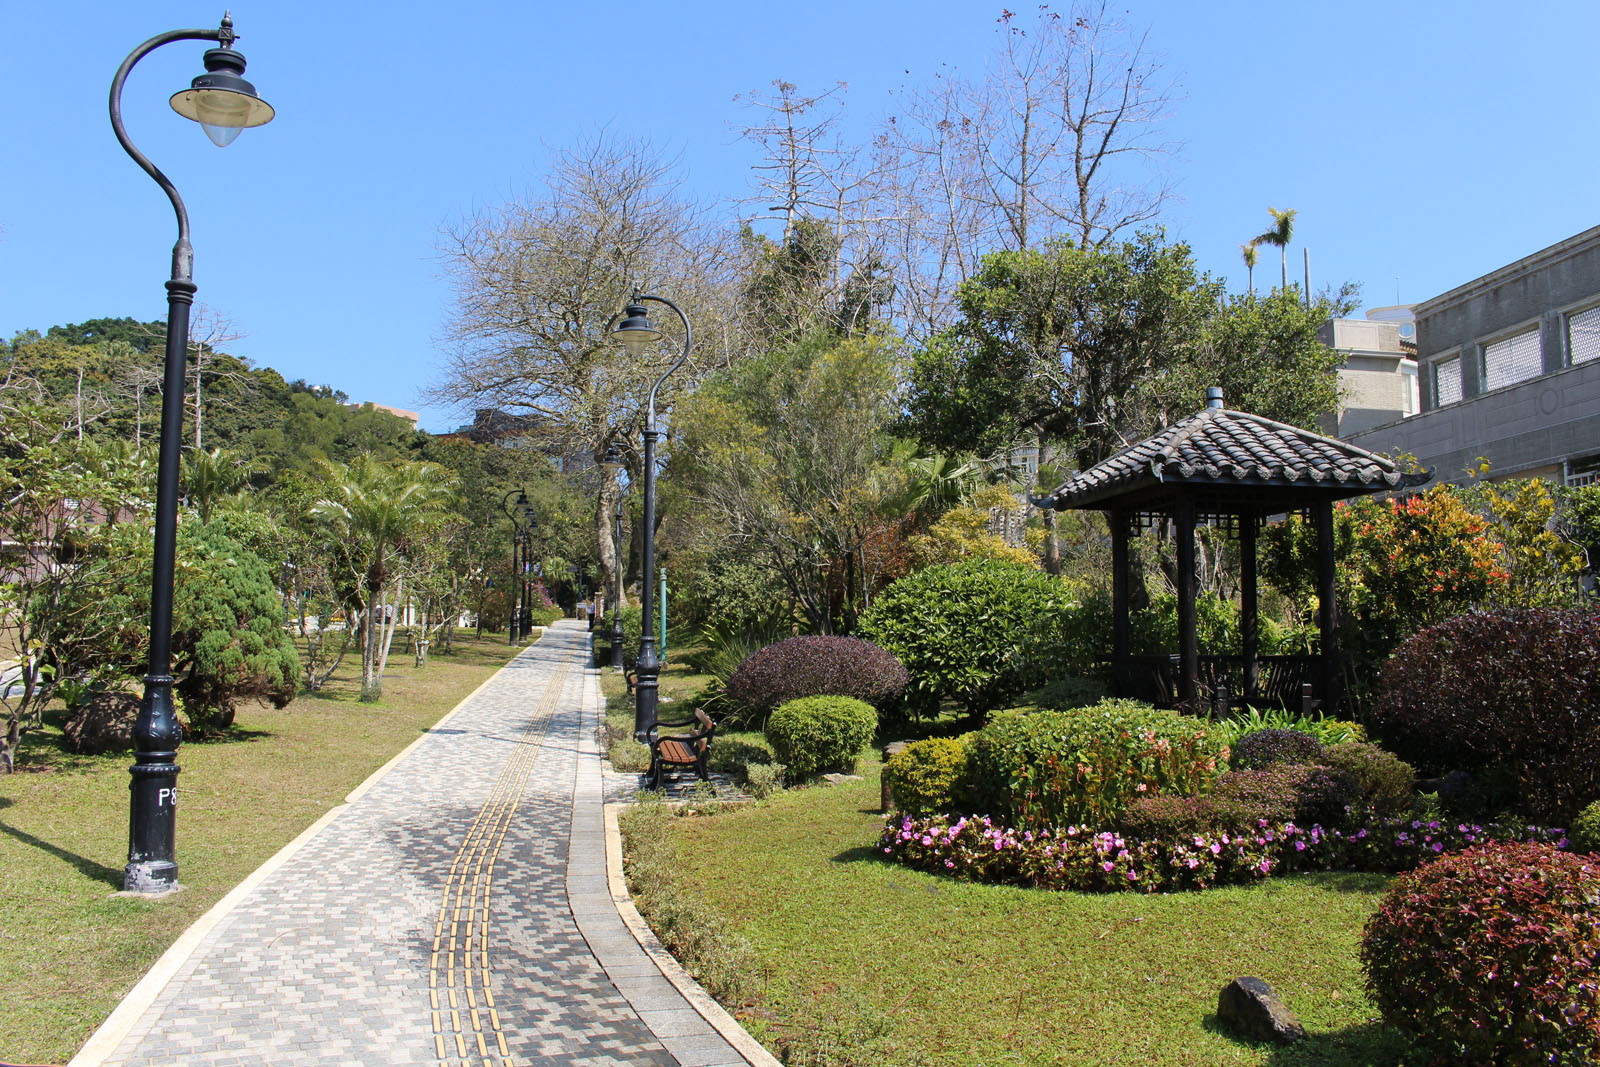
[629,766,1414,1066]
[0,631,521,1065]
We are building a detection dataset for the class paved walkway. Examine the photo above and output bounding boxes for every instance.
[74,622,765,1067]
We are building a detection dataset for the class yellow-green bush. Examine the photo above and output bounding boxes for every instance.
[884,735,974,815]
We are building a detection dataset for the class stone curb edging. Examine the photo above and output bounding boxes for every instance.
[601,802,782,1067]
[67,645,529,1067]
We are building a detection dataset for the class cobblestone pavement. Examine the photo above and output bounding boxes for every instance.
[88,622,752,1067]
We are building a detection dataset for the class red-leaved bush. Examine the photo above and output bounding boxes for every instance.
[1361,841,1600,1065]
[1371,609,1600,821]
[724,636,908,719]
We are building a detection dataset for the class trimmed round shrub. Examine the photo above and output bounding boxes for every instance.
[858,559,1077,717]
[1213,764,1360,828]
[1321,742,1415,818]
[1573,801,1600,854]
[1230,728,1323,771]
[884,735,974,815]
[1372,608,1600,821]
[1024,676,1107,711]
[764,696,877,780]
[723,636,908,720]
[967,699,1230,831]
[1361,841,1600,1064]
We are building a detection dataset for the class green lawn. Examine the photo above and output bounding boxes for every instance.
[0,630,522,1065]
[625,768,1413,1067]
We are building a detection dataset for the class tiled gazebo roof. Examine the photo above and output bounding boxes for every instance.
[1041,404,1430,511]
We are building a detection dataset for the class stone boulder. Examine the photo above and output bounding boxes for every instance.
[1217,976,1306,1044]
[62,691,142,755]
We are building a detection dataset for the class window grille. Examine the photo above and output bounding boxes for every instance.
[1569,305,1600,365]
[1434,356,1461,406]
[1482,327,1542,391]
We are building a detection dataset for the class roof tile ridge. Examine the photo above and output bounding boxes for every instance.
[1155,409,1214,468]
[1222,409,1404,470]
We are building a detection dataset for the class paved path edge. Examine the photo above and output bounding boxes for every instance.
[601,802,782,1067]
[67,652,515,1067]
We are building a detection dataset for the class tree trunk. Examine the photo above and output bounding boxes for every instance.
[359,594,381,702]
[1,716,18,774]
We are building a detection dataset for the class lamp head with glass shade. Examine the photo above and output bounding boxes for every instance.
[599,442,624,471]
[168,26,274,147]
[610,301,662,357]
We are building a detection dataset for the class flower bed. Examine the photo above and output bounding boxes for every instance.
[881,812,1569,894]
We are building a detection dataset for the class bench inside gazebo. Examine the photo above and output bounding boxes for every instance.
[1035,388,1430,715]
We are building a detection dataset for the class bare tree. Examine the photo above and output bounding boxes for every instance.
[431,134,739,612]
[733,80,895,338]
[875,2,1178,338]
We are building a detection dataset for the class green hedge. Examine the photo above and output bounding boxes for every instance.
[968,699,1230,830]
[858,559,1078,717]
[764,696,877,780]
[884,735,975,815]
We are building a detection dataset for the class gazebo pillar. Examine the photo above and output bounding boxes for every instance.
[1315,499,1340,712]
[1240,512,1259,704]
[1110,510,1131,684]
[1174,497,1199,708]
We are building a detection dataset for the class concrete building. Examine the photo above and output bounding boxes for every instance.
[1346,225,1600,486]
[1319,313,1419,436]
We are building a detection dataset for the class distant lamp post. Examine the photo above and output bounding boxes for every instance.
[501,488,530,643]
[609,291,691,742]
[112,13,274,895]
[520,503,537,634]
[600,443,627,669]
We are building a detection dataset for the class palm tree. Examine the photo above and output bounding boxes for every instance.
[180,447,255,524]
[311,455,458,701]
[1254,207,1297,291]
[1240,241,1259,296]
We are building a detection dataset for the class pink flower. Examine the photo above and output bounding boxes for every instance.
[1209,843,1222,855]
[920,836,932,846]
[1258,859,1272,873]
[945,859,955,868]
[1101,861,1115,872]
[1294,841,1305,852]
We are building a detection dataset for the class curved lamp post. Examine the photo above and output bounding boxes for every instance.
[112,14,273,895]
[501,488,531,643]
[609,292,691,742]
[600,442,627,670]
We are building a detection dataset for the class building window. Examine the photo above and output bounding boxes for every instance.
[1401,360,1419,416]
[1569,304,1600,365]
[1481,326,1542,391]
[1433,355,1462,406]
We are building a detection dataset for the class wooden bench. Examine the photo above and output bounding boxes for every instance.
[646,708,716,790]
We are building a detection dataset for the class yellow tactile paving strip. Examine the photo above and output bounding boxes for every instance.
[429,661,569,1067]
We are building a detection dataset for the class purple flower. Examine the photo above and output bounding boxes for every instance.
[1258,859,1272,873]
[1431,842,1444,852]
[1101,861,1115,872]
[1295,841,1306,852]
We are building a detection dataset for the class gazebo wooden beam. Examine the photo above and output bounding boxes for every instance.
[1175,496,1199,709]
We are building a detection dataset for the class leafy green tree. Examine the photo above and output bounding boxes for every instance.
[0,409,152,771]
[674,332,908,633]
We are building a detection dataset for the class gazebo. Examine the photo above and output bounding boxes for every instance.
[1036,388,1430,714]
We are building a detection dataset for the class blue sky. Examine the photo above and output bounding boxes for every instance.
[5,1,1597,432]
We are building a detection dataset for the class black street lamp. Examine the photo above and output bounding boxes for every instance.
[608,291,691,742]
[112,14,274,895]
[519,499,537,634]
[501,488,531,643]
[600,443,627,671]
